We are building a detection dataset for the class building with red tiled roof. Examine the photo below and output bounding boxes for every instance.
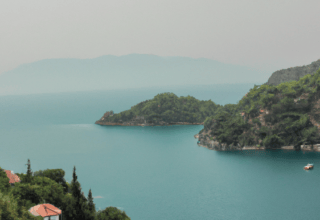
[4,170,21,185]
[29,204,62,220]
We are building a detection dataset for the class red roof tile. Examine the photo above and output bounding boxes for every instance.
[29,204,62,217]
[4,170,20,184]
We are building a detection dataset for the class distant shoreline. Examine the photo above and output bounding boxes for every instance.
[95,121,204,126]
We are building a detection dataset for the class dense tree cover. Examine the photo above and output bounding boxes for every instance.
[33,169,69,193]
[0,167,10,193]
[0,168,40,220]
[101,93,222,124]
[203,68,320,148]
[0,161,131,220]
[96,207,130,220]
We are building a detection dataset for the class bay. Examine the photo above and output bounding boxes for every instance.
[1,86,320,220]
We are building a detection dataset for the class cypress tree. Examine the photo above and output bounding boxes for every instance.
[71,166,81,199]
[25,159,32,183]
[70,166,87,220]
[87,189,95,219]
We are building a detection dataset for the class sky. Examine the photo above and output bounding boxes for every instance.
[1,0,320,75]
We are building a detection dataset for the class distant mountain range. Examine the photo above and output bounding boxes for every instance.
[0,54,269,96]
[267,59,320,85]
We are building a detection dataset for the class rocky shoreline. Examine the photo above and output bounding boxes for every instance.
[194,134,320,152]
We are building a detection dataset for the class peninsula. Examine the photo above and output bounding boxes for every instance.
[96,93,221,126]
[197,67,320,151]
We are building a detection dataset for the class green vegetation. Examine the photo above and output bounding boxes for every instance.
[96,207,130,220]
[202,68,320,148]
[99,93,221,124]
[0,160,131,220]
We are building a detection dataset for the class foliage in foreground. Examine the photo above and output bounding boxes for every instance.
[0,161,130,220]
[96,207,130,220]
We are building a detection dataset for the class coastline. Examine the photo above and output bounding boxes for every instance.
[194,134,320,152]
[95,121,204,126]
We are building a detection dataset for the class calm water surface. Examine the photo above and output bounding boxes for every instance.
[1,89,320,220]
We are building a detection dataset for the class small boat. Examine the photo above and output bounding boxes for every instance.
[304,164,314,170]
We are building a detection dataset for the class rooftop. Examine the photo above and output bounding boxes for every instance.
[4,170,20,184]
[29,204,62,217]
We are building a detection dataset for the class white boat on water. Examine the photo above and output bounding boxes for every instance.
[304,163,314,170]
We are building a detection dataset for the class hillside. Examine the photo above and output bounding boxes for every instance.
[0,54,268,95]
[96,93,221,126]
[266,59,320,85]
[0,164,130,220]
[198,68,320,150]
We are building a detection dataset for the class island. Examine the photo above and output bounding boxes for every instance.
[197,68,320,151]
[95,92,221,126]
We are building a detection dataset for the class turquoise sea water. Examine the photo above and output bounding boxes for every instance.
[1,87,320,220]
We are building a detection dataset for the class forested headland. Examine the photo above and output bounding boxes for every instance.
[95,64,320,150]
[96,93,222,126]
[0,160,130,220]
[199,68,320,150]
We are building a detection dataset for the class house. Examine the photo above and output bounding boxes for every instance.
[29,204,62,220]
[4,170,21,186]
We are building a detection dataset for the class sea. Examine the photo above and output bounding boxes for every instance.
[1,84,320,220]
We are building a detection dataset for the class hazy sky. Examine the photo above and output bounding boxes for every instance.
[1,0,320,75]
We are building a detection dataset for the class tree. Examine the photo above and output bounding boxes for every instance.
[71,166,81,200]
[96,207,131,220]
[33,169,69,194]
[31,176,65,209]
[69,166,88,220]
[0,167,10,192]
[86,189,95,220]
[262,134,284,148]
[11,184,42,209]
[24,159,32,184]
[0,192,40,220]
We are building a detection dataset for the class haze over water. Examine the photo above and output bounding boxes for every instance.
[1,87,320,220]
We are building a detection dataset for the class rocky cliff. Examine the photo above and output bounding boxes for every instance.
[266,59,320,85]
